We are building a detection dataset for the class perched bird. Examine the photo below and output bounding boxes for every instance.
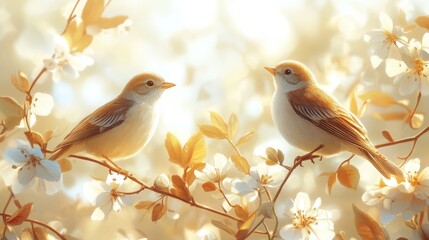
[264,60,403,179]
[50,73,175,161]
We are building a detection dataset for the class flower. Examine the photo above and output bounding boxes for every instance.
[154,173,170,190]
[386,37,429,95]
[43,35,93,82]
[362,158,429,224]
[195,153,230,183]
[280,192,335,240]
[233,163,285,201]
[19,92,55,128]
[365,13,407,68]
[84,172,138,221]
[0,140,62,194]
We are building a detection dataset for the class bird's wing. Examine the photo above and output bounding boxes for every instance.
[54,98,133,150]
[288,87,373,150]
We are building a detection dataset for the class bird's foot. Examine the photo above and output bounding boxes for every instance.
[294,144,324,166]
[102,155,132,179]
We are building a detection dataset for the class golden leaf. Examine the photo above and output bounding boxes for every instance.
[211,220,236,236]
[95,16,128,29]
[63,20,93,52]
[21,228,33,240]
[151,203,167,222]
[381,130,394,142]
[353,204,387,240]
[337,165,360,190]
[202,182,217,192]
[359,91,396,108]
[135,200,155,209]
[234,205,249,220]
[227,113,239,139]
[0,96,24,131]
[11,71,30,93]
[199,124,225,139]
[58,158,72,172]
[165,132,182,166]
[235,131,254,146]
[184,162,206,185]
[410,113,424,129]
[182,132,206,167]
[349,87,358,116]
[416,16,429,30]
[24,131,44,148]
[325,172,337,195]
[373,112,407,121]
[43,130,54,143]
[210,111,228,133]
[82,0,105,26]
[231,153,250,175]
[239,211,256,230]
[74,33,93,52]
[6,202,33,226]
[170,175,192,201]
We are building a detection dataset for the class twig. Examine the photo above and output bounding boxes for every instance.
[1,193,13,237]
[262,221,271,240]
[28,68,47,94]
[0,213,66,240]
[218,182,233,208]
[61,0,81,35]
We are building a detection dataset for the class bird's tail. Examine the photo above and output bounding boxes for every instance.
[360,148,403,179]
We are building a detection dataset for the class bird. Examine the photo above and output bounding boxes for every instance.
[50,73,175,162]
[264,60,403,179]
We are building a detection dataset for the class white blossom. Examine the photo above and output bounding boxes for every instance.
[365,13,407,68]
[0,140,62,194]
[362,158,429,224]
[43,35,93,82]
[386,37,429,95]
[84,172,138,221]
[19,92,54,128]
[195,153,230,183]
[280,192,335,240]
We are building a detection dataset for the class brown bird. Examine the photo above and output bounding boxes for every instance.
[50,73,175,161]
[265,60,403,179]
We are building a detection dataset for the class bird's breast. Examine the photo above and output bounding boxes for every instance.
[271,92,342,155]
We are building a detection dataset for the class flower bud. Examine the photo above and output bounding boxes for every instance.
[154,174,170,191]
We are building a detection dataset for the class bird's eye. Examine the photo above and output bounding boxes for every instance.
[284,69,292,75]
[146,80,154,87]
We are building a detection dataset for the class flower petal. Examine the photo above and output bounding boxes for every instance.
[32,92,54,116]
[18,164,36,185]
[36,160,61,182]
[399,72,418,96]
[379,13,393,32]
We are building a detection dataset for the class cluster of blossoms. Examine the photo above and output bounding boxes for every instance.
[365,13,429,96]
[362,158,429,224]
[194,154,336,240]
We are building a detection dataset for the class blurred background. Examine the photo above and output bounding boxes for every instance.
[1,0,429,239]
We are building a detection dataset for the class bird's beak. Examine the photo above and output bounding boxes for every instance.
[264,66,276,76]
[161,82,176,89]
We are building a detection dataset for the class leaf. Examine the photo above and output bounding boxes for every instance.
[381,130,394,142]
[184,162,205,185]
[202,182,217,192]
[239,211,256,230]
[353,204,387,240]
[11,71,30,93]
[349,87,358,116]
[33,227,54,240]
[227,113,239,139]
[410,113,424,129]
[373,112,407,121]
[234,205,249,220]
[21,228,33,240]
[325,172,337,195]
[199,124,225,139]
[58,158,72,172]
[95,16,128,29]
[210,111,227,133]
[0,96,24,131]
[231,153,250,175]
[13,199,22,209]
[182,132,206,167]
[24,131,44,147]
[359,91,397,108]
[211,220,236,236]
[82,0,105,25]
[265,147,278,164]
[170,175,192,201]
[135,201,155,209]
[6,203,33,226]
[236,131,254,146]
[44,130,54,143]
[151,203,167,222]
[165,132,182,166]
[337,165,360,190]
[416,16,429,30]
